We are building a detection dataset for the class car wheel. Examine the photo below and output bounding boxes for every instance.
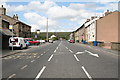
[9,47,12,50]
[25,45,28,49]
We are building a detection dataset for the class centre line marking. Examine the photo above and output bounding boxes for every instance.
[48,54,53,61]
[82,66,93,80]
[21,65,28,70]
[54,50,56,53]
[31,60,35,63]
[35,66,46,80]
[66,47,68,49]
[37,56,40,59]
[74,54,79,61]
[8,74,16,78]
[56,47,58,50]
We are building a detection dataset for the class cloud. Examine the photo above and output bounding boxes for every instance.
[24,12,58,32]
[1,1,119,32]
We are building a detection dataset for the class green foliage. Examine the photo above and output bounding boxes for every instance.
[31,32,71,40]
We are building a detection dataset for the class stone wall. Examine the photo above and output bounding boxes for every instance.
[111,42,120,51]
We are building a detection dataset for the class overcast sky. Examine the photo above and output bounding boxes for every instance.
[0,0,119,32]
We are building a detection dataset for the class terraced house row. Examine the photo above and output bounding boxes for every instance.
[71,10,120,50]
[0,5,31,49]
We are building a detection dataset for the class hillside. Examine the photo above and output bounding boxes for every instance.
[31,32,71,40]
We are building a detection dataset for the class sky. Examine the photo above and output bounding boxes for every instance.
[0,0,119,32]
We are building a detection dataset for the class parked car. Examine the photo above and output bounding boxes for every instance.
[24,38,40,45]
[49,40,53,43]
[37,40,46,43]
[69,39,75,43]
[25,40,30,46]
[9,37,27,50]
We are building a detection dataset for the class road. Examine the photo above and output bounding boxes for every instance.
[2,41,118,80]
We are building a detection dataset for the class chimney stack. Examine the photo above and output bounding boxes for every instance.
[105,10,112,16]
[13,14,18,20]
[0,5,6,15]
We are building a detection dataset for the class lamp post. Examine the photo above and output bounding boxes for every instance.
[9,25,14,51]
[9,21,18,51]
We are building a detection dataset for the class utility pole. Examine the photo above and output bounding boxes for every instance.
[46,17,48,42]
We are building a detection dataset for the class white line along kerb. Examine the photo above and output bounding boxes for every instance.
[74,54,79,61]
[21,65,28,70]
[8,74,16,78]
[82,66,93,80]
[48,54,53,61]
[35,66,46,80]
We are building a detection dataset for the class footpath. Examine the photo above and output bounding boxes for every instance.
[0,43,50,58]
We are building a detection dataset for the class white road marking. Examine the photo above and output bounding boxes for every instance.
[65,47,68,49]
[74,54,79,61]
[48,54,54,61]
[85,50,99,58]
[37,56,40,59]
[54,49,56,53]
[35,66,46,80]
[69,49,73,53]
[8,74,16,78]
[82,66,93,80]
[41,54,43,55]
[56,47,59,50]
[31,60,35,63]
[76,52,84,54]
[21,65,28,70]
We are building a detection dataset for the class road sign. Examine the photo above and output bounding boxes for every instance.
[9,25,13,30]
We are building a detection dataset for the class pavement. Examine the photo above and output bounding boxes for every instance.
[1,41,119,80]
[1,43,50,58]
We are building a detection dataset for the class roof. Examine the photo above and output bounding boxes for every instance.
[0,28,15,36]
[2,14,31,28]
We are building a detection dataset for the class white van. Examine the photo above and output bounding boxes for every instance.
[9,37,27,49]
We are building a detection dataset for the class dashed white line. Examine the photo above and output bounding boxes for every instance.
[31,60,35,63]
[21,65,28,70]
[8,74,16,78]
[48,54,53,61]
[37,56,40,59]
[56,47,59,50]
[35,66,46,80]
[69,49,73,53]
[74,54,79,61]
[82,66,93,80]
[54,49,56,53]
[65,47,68,49]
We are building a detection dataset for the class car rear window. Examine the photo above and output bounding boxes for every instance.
[10,38,18,43]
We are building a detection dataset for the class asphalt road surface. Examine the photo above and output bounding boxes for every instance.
[2,41,118,80]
